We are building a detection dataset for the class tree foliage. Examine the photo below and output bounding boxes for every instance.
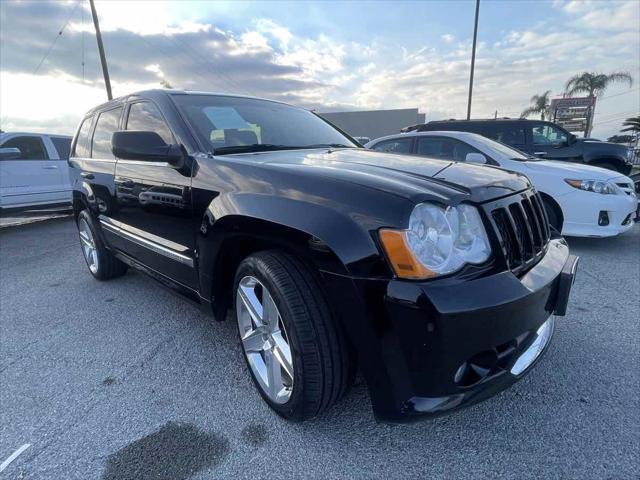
[564,71,633,98]
[621,116,640,133]
[520,90,552,120]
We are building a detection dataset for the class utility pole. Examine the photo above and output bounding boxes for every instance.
[466,0,480,120]
[89,0,112,100]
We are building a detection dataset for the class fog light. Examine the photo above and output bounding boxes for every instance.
[598,211,609,226]
[511,317,555,375]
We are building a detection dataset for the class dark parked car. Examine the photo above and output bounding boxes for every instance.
[69,90,578,422]
[403,119,634,175]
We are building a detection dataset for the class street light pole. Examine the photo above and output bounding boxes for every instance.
[466,0,480,120]
[89,0,112,100]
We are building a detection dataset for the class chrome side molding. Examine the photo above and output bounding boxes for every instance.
[99,215,194,267]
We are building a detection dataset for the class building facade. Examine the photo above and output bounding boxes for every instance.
[318,108,426,141]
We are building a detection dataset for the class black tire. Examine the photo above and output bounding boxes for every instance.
[233,250,354,421]
[77,210,127,280]
[541,197,561,233]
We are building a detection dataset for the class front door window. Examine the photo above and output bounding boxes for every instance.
[531,124,567,146]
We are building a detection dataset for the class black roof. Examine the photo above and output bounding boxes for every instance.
[401,117,544,133]
[83,89,291,117]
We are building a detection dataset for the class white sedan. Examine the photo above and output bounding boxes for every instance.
[366,131,638,238]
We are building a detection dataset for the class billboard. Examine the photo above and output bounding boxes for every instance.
[550,96,596,134]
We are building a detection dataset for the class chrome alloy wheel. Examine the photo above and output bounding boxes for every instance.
[78,218,98,274]
[236,276,293,404]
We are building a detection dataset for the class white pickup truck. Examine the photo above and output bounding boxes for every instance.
[0,132,72,211]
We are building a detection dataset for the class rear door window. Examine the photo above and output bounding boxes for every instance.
[416,137,478,161]
[50,137,71,160]
[91,107,123,159]
[370,138,413,154]
[0,136,49,160]
[73,117,94,158]
[481,123,526,147]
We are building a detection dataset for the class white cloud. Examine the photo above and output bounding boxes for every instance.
[145,64,164,77]
[441,34,455,44]
[70,1,211,36]
[1,1,638,140]
[0,71,162,133]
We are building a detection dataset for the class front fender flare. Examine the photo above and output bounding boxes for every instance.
[202,193,380,272]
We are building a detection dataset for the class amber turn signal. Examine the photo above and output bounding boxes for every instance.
[379,229,437,280]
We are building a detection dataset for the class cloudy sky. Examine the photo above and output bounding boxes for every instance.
[1,0,638,139]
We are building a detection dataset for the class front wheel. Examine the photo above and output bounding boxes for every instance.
[77,210,127,280]
[541,197,562,233]
[234,250,354,421]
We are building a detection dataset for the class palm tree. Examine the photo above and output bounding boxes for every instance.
[520,90,552,120]
[621,115,640,149]
[564,71,633,136]
[621,115,640,134]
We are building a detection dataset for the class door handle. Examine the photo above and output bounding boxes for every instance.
[42,165,58,169]
[80,172,95,179]
[533,152,547,156]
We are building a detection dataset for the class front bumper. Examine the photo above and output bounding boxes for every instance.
[560,189,638,238]
[323,238,578,423]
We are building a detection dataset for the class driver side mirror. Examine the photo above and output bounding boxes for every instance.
[112,131,184,167]
[465,152,487,164]
[567,133,576,145]
[0,147,22,160]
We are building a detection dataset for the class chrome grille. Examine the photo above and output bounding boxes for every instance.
[488,192,550,274]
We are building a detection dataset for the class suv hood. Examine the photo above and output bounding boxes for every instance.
[240,148,530,203]
[525,159,622,180]
[576,138,629,156]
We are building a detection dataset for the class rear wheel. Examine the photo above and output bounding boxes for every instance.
[234,250,353,421]
[77,210,127,280]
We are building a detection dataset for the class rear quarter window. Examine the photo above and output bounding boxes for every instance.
[51,136,71,160]
[370,137,413,154]
[73,117,93,158]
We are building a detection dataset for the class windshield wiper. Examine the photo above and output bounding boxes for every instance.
[213,143,355,155]
[301,143,356,149]
[213,144,306,155]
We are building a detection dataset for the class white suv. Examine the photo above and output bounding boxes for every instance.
[0,132,72,211]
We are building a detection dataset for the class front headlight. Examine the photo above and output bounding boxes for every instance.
[564,179,620,195]
[379,203,492,279]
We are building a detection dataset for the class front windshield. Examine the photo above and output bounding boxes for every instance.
[472,134,533,161]
[172,94,357,154]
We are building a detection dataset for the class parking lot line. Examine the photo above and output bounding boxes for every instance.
[0,444,31,473]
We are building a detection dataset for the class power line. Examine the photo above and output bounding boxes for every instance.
[594,109,636,119]
[169,35,255,96]
[595,116,634,126]
[33,0,82,75]
[599,87,640,102]
[136,35,225,91]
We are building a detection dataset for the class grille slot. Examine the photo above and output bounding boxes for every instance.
[489,192,550,274]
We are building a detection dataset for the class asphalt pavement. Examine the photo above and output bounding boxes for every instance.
[0,218,638,479]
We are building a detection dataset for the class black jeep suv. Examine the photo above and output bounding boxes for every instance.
[69,90,578,422]
[404,119,634,175]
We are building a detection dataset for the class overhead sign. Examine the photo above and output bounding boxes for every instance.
[551,96,596,134]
